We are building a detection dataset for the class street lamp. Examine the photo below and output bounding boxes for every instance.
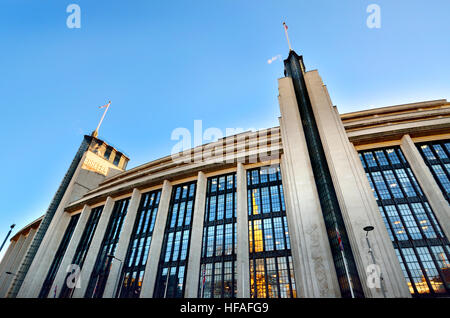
[363,225,386,298]
[107,254,123,298]
[0,224,16,253]
[5,271,18,277]
[363,226,374,234]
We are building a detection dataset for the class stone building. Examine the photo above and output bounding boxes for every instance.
[1,50,449,298]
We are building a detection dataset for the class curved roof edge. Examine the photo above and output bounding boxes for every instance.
[340,99,449,120]
[10,216,43,242]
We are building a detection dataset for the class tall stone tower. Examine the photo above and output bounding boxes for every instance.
[7,134,129,298]
[278,50,411,298]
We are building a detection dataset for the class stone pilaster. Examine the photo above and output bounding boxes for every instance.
[184,172,207,297]
[48,205,92,298]
[236,162,250,298]
[72,196,115,297]
[103,188,142,298]
[400,134,450,238]
[140,180,172,298]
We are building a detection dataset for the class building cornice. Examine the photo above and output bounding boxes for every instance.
[63,99,450,213]
[10,216,43,242]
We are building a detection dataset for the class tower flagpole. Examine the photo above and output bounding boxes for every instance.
[92,101,111,138]
[336,226,355,298]
[283,22,292,51]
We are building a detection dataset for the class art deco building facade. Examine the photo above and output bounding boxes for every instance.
[1,50,449,298]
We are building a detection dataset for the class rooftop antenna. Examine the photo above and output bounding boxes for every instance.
[92,100,111,138]
[283,22,292,51]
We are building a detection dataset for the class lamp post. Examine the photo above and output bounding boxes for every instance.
[0,224,16,253]
[364,226,386,298]
[107,254,123,298]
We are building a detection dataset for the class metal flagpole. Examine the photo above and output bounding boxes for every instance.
[163,268,170,298]
[201,264,205,298]
[341,249,355,298]
[92,275,100,298]
[283,22,292,51]
[92,101,111,138]
[336,226,355,298]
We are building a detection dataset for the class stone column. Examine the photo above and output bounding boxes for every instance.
[140,180,172,298]
[184,171,207,297]
[400,134,450,238]
[278,77,340,298]
[103,188,142,298]
[72,196,115,298]
[236,162,250,298]
[48,205,92,298]
[302,70,410,297]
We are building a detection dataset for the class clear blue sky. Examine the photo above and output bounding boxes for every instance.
[0,0,449,258]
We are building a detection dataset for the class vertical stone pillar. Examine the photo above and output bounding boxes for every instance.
[103,188,142,298]
[236,162,250,298]
[72,196,115,297]
[48,205,92,298]
[19,213,73,297]
[278,77,340,298]
[185,171,207,297]
[302,70,410,297]
[400,134,450,238]
[140,180,172,298]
